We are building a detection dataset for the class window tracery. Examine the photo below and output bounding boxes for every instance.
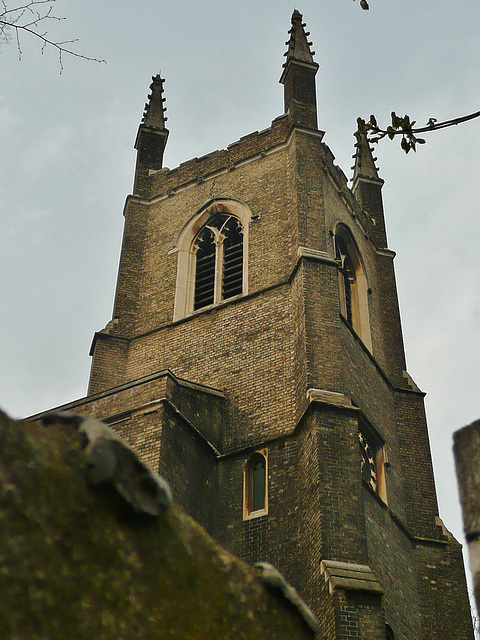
[193,213,244,311]
[172,199,251,321]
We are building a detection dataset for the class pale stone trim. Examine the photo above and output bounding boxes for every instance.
[297,246,337,265]
[376,444,389,505]
[306,388,354,409]
[351,175,384,191]
[375,248,396,259]
[320,560,383,595]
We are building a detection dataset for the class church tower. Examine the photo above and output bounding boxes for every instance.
[65,10,472,639]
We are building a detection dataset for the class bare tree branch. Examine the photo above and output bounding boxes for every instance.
[0,0,105,72]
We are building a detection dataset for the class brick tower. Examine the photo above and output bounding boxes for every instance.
[48,10,472,639]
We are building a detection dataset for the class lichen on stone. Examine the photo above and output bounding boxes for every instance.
[0,410,315,639]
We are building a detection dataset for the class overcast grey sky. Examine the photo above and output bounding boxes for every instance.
[1,0,479,567]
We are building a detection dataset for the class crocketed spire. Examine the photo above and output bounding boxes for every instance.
[279,10,319,128]
[134,73,169,195]
[351,133,387,248]
[282,9,317,67]
[141,74,168,131]
[352,133,381,185]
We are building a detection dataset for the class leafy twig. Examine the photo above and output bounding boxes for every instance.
[356,109,480,153]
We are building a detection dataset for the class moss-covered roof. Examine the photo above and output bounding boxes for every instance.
[0,410,315,639]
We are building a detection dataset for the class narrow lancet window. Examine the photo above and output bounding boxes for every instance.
[244,451,268,519]
[222,218,244,300]
[194,228,216,310]
[335,235,355,327]
[193,213,244,311]
[334,225,372,351]
[252,456,266,511]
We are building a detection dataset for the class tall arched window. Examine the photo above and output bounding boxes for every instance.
[334,225,372,350]
[243,451,268,519]
[172,199,251,321]
[193,212,244,311]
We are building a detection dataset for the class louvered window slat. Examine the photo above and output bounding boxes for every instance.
[194,231,215,310]
[193,213,244,310]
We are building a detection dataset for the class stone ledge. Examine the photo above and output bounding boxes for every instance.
[306,388,355,410]
[297,246,338,266]
[320,560,383,595]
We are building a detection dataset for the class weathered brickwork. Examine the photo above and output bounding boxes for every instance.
[336,590,386,640]
[393,390,442,539]
[363,489,423,639]
[414,534,473,640]
[32,11,473,640]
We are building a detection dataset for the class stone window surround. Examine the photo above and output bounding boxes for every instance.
[243,448,268,521]
[171,198,252,321]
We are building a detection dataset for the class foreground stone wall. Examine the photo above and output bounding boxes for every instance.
[0,410,315,639]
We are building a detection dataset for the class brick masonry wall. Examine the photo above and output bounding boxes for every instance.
[112,199,151,338]
[214,440,303,594]
[88,334,128,395]
[291,262,309,425]
[148,114,292,199]
[363,489,422,640]
[354,180,388,249]
[321,165,408,386]
[414,536,474,640]
[133,146,298,334]
[312,407,368,565]
[159,403,217,532]
[297,411,325,615]
[126,286,299,453]
[393,390,441,539]
[336,590,385,640]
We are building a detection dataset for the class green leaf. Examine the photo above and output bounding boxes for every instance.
[400,137,410,153]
